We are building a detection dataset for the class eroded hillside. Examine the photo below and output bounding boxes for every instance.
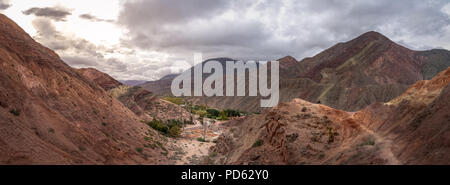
[0,14,169,164]
[209,68,450,164]
[77,68,192,122]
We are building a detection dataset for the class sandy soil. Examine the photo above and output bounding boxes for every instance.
[166,121,227,165]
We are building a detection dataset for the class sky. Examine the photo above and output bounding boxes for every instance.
[1,0,450,81]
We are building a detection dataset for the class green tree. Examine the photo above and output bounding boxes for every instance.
[206,108,220,118]
[218,110,228,120]
[168,126,181,137]
[224,109,241,117]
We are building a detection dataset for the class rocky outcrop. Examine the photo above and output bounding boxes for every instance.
[260,111,287,163]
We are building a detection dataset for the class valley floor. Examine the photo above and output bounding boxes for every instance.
[166,121,227,164]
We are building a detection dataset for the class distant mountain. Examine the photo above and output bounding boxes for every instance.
[141,31,450,112]
[139,58,236,96]
[0,14,169,164]
[139,74,179,97]
[119,80,148,86]
[210,67,450,164]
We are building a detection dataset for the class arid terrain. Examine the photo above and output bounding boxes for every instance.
[77,67,192,122]
[0,14,169,164]
[208,68,450,165]
[0,13,448,165]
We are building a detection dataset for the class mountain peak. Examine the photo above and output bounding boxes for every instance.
[277,56,299,69]
[356,31,391,42]
[278,56,297,63]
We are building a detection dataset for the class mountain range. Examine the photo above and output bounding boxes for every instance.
[140,31,450,113]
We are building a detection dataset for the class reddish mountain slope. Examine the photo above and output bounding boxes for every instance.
[210,68,450,164]
[298,31,421,83]
[76,68,122,91]
[353,68,450,164]
[283,31,450,112]
[0,14,168,164]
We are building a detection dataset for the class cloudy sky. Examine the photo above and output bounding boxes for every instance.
[1,0,450,80]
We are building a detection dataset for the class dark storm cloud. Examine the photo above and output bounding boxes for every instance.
[118,0,450,61]
[23,7,71,21]
[29,0,449,81]
[118,0,274,59]
[302,0,450,40]
[119,0,230,27]
[0,0,10,10]
[80,14,114,23]
[121,18,270,50]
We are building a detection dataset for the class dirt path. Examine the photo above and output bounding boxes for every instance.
[166,121,227,164]
[170,138,214,165]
